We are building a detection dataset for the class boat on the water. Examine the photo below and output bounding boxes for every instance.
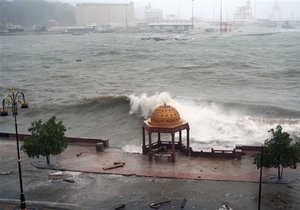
[282,21,296,29]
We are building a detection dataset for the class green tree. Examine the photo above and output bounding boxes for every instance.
[253,125,300,180]
[21,116,67,165]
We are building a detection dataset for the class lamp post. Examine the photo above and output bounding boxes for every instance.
[191,0,194,30]
[220,0,223,33]
[258,145,264,210]
[1,89,28,210]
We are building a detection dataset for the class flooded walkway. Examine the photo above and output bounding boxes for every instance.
[1,139,300,210]
[35,142,299,183]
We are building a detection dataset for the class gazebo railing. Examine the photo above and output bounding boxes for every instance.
[145,141,189,154]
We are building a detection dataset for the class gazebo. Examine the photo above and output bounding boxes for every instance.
[142,104,190,162]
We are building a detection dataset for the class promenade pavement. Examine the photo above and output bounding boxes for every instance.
[1,140,300,210]
[0,199,83,210]
[38,143,299,183]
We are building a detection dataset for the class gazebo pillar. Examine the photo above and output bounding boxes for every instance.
[171,133,175,162]
[148,132,153,161]
[158,132,161,146]
[187,128,190,156]
[179,130,182,148]
[142,127,146,154]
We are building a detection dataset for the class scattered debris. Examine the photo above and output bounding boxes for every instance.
[76,152,83,157]
[181,198,187,209]
[48,171,72,181]
[150,200,171,209]
[103,162,125,170]
[279,199,288,204]
[63,178,76,183]
[114,162,125,165]
[219,203,234,210]
[48,171,64,180]
[0,171,12,175]
[114,204,125,210]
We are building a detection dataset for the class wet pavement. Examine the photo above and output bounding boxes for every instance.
[1,139,300,210]
[0,199,82,210]
[36,142,299,183]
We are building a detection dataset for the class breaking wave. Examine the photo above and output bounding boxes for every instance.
[129,92,300,150]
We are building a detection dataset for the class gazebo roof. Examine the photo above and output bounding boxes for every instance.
[143,104,188,131]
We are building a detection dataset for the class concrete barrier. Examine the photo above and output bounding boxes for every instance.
[0,132,109,148]
[143,141,261,159]
[190,148,243,159]
[236,145,262,152]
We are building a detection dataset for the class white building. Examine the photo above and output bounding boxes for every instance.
[145,3,162,23]
[75,3,135,28]
[234,0,253,20]
[146,21,193,33]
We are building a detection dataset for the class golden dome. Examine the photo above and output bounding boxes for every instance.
[148,104,182,127]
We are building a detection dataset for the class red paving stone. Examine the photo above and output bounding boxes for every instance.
[49,144,300,183]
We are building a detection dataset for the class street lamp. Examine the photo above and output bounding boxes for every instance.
[220,0,223,33]
[1,89,28,210]
[258,145,264,210]
[191,0,194,30]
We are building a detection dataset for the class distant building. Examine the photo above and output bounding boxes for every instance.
[47,26,95,34]
[234,0,253,20]
[145,3,162,23]
[75,3,135,28]
[146,21,192,33]
[47,20,58,28]
[6,24,24,33]
[271,0,281,19]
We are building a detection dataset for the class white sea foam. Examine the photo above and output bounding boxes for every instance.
[129,92,300,150]
[122,145,142,153]
[129,92,172,118]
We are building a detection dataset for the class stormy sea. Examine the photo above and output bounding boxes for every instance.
[1,28,300,152]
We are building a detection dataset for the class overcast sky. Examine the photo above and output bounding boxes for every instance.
[59,0,300,20]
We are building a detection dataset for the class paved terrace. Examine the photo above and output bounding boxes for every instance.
[1,131,299,183]
[1,138,300,209]
[37,144,299,183]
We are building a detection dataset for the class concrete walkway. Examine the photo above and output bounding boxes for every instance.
[40,144,299,183]
[1,139,300,210]
[0,199,83,210]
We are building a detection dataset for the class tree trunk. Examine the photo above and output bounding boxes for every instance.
[277,164,281,180]
[46,155,50,165]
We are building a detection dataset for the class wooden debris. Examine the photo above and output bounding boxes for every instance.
[48,171,64,180]
[150,200,171,209]
[76,152,83,157]
[0,171,12,175]
[103,162,125,170]
[48,171,72,181]
[63,178,76,183]
[114,204,125,210]
[181,198,187,209]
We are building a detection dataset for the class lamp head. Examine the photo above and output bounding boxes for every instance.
[0,108,8,116]
[21,102,28,109]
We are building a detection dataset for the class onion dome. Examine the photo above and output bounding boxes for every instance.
[148,104,182,127]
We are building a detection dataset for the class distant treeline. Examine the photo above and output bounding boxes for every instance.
[0,0,75,27]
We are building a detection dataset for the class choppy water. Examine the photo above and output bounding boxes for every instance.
[1,29,300,151]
